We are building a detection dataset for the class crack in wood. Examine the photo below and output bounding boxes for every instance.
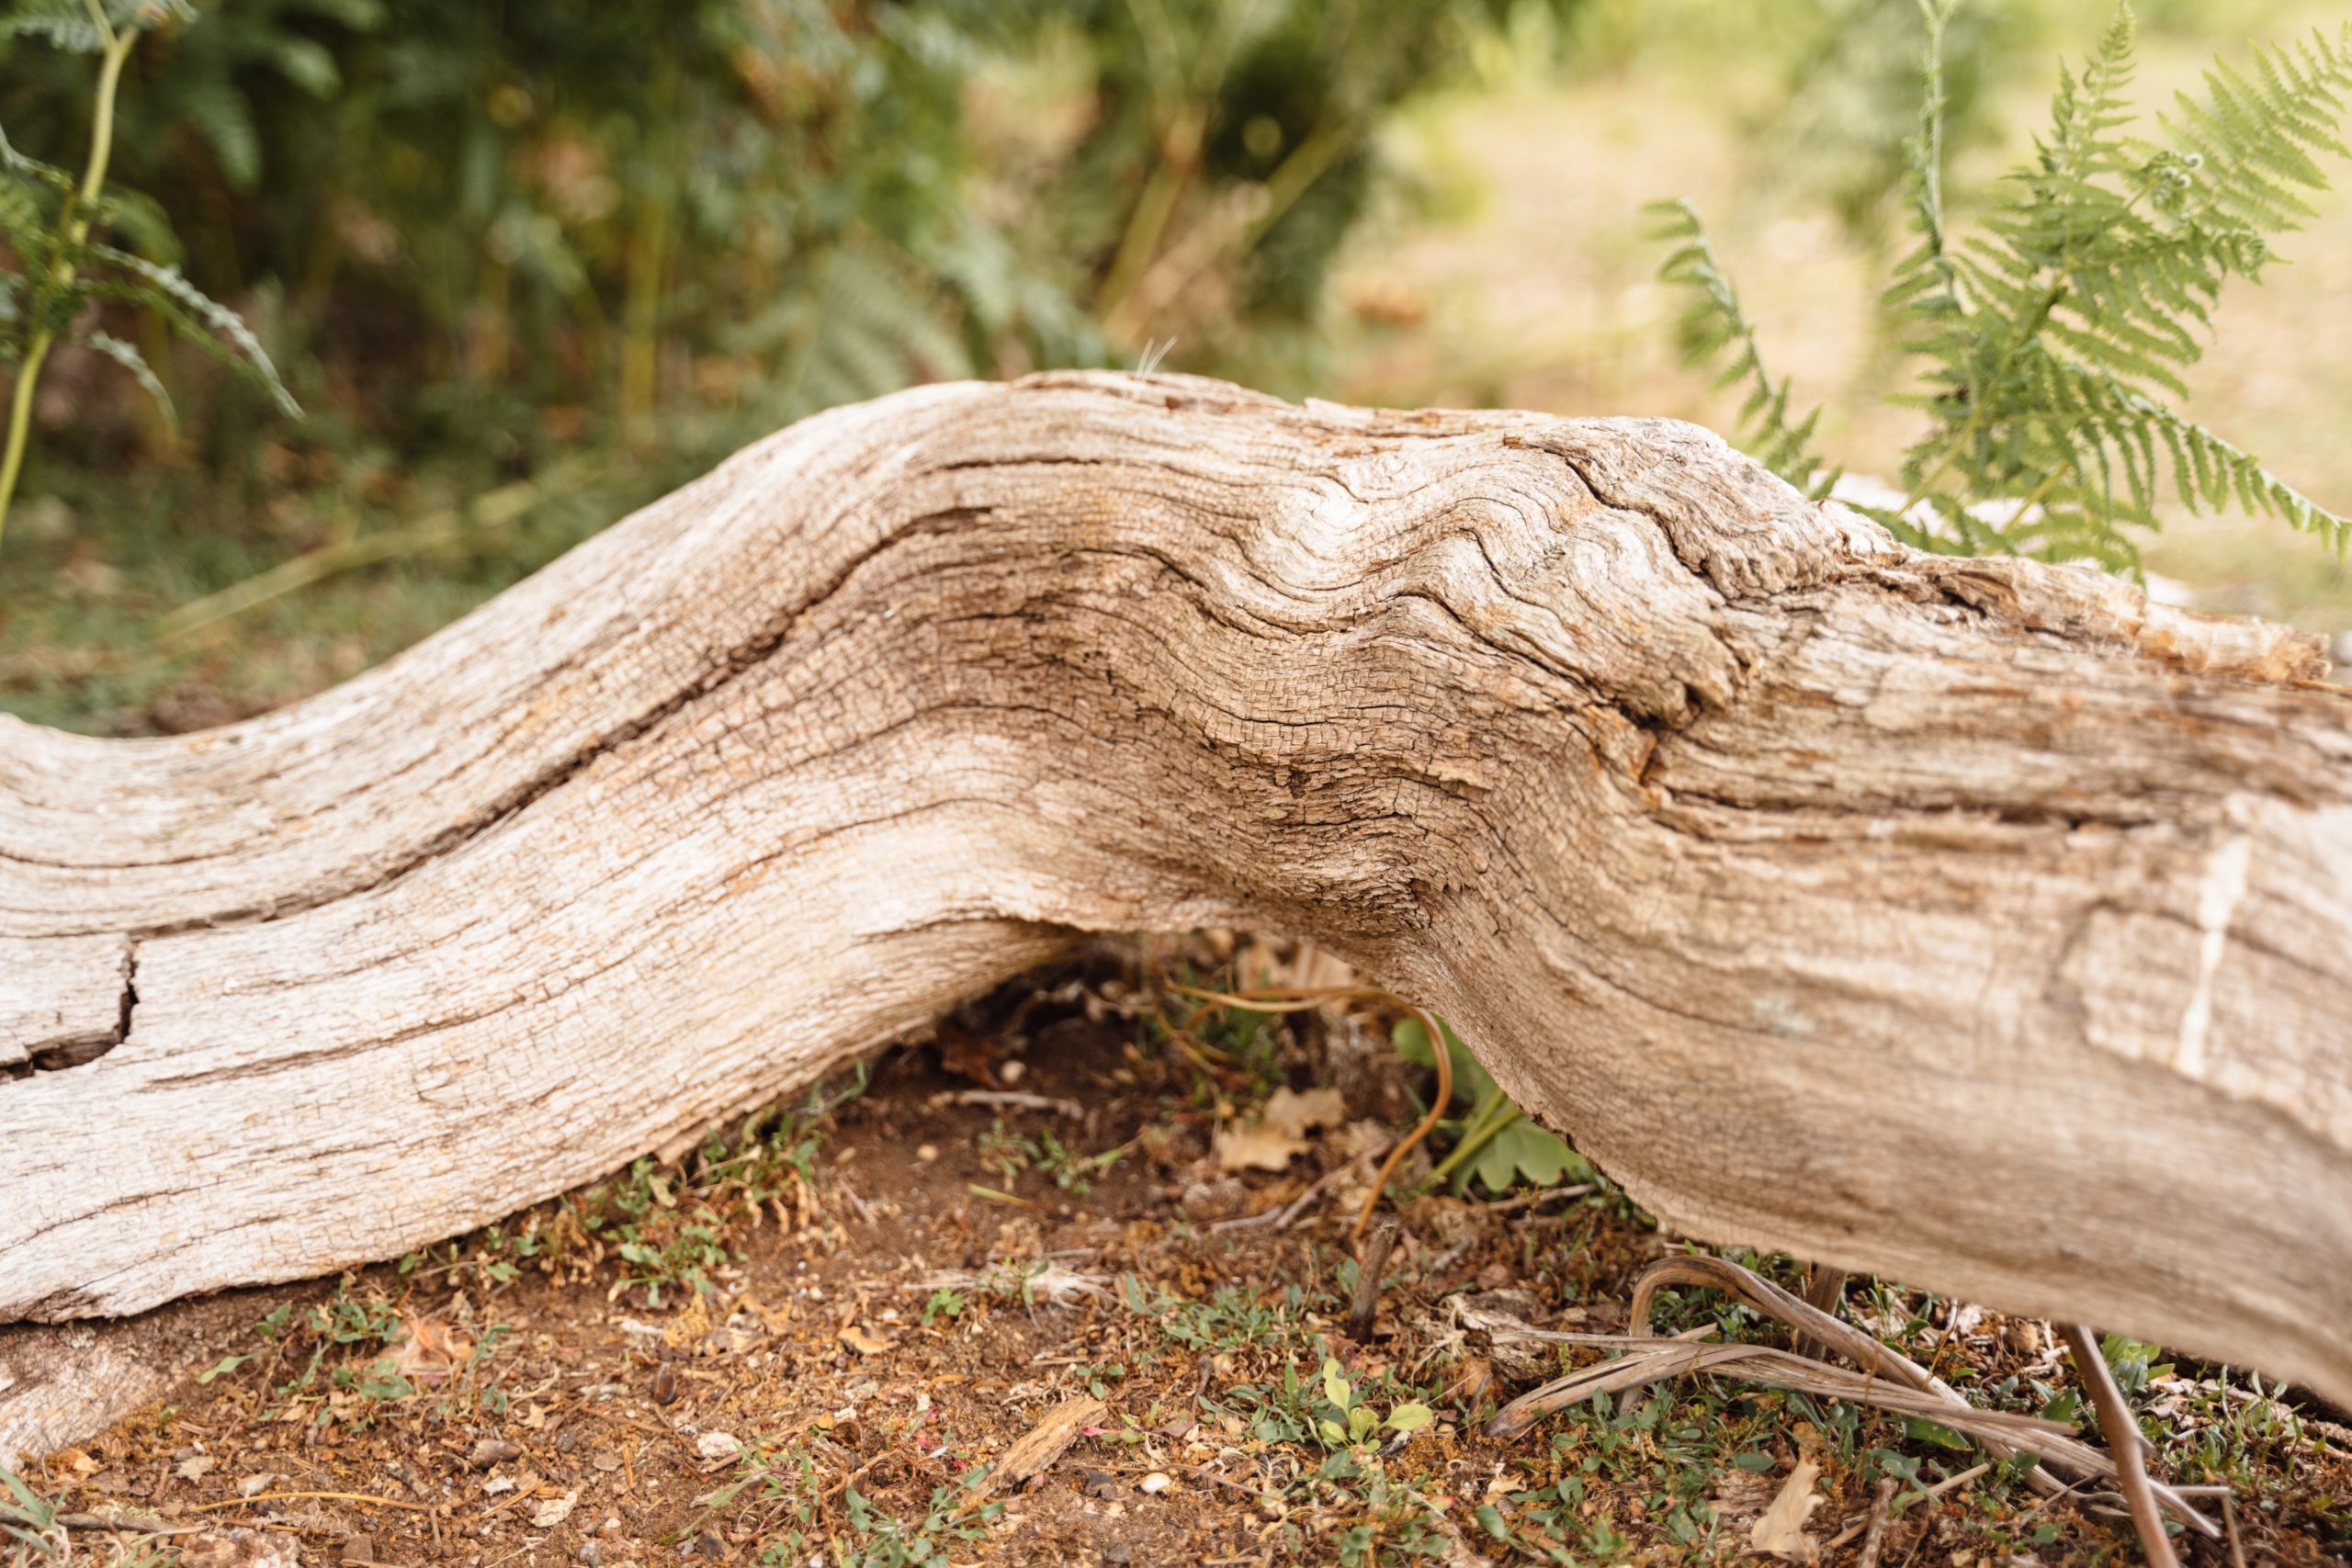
[1,373,2347,1416]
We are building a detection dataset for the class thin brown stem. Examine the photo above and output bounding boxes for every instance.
[1798,1264,1850,1361]
[1346,1221,1395,1344]
[2061,1323,2179,1568]
[1857,1477,1899,1568]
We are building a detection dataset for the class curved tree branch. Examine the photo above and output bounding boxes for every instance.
[2,373,2346,1435]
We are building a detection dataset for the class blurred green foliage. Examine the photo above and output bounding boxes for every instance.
[1568,0,2312,243]
[0,0,300,550]
[0,0,1586,729]
[2,0,1584,472]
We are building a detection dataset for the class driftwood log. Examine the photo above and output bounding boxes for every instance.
[4,373,2349,1448]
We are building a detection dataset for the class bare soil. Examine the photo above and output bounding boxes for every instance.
[17,943,2351,1567]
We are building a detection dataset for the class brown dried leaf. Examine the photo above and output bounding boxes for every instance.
[392,1314,470,1386]
[1214,1087,1345,1172]
[1750,1460,1823,1564]
[1214,1122,1308,1173]
[937,1024,998,1087]
[468,1438,519,1470]
[839,1323,890,1357]
[1261,1086,1345,1140]
[180,1529,300,1568]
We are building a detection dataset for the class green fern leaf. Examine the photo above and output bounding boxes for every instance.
[1644,197,1839,500]
[79,328,175,430]
[0,126,76,197]
[744,237,972,424]
[85,244,299,417]
[1792,3,2352,570]
[0,0,109,52]
[176,76,263,190]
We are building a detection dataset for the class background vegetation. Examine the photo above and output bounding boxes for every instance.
[0,0,1580,728]
[3,0,2348,735]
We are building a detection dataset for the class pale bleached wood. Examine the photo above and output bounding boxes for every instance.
[0,1287,290,1467]
[2,372,2347,1423]
[0,934,127,1066]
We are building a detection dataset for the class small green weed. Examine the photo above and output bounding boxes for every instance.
[279,1274,408,1416]
[2099,1331,2171,1393]
[1319,1459,1453,1566]
[974,1119,1037,1182]
[582,1157,733,1308]
[977,1118,1126,1195]
[0,1463,66,1564]
[1125,1275,1311,1351]
[709,1448,1001,1568]
[396,1066,864,1309]
[194,1276,515,1429]
[1393,1015,1591,1198]
[1036,1129,1126,1195]
[1310,1358,1433,1450]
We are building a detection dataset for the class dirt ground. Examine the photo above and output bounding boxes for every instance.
[9,939,2348,1568]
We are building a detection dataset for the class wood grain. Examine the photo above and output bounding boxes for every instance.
[3,372,2346,1419]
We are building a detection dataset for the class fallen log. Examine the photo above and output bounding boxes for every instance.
[3,372,2347,1427]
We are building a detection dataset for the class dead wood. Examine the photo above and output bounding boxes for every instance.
[4,371,2348,1444]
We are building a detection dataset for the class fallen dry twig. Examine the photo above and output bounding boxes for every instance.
[1628,1255,2213,1534]
[1207,1161,1352,1234]
[2063,1321,2182,1567]
[1856,1478,1898,1568]
[1485,1255,2217,1538]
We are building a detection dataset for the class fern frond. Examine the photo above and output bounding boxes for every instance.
[80,328,174,429]
[1884,0,1962,318]
[0,128,75,200]
[1886,3,2349,567]
[92,185,180,263]
[83,246,300,417]
[2064,364,2346,541]
[0,175,49,255]
[2162,24,2352,235]
[1665,1,2351,576]
[1645,197,1839,500]
[0,0,109,53]
[105,0,191,27]
[176,75,264,190]
[0,0,189,51]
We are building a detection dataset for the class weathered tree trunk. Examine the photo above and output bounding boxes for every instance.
[4,373,2348,1423]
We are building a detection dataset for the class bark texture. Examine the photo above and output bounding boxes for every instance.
[4,372,2348,1418]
